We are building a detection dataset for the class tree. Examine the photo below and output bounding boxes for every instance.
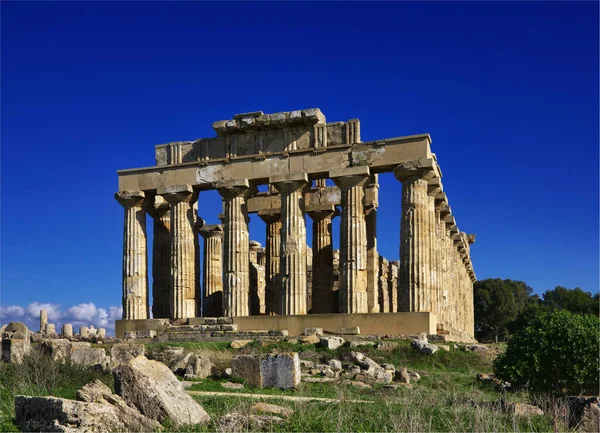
[494,310,600,396]
[474,279,534,342]
[473,278,533,342]
[541,286,599,316]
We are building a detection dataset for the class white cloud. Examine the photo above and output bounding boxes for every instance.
[0,301,123,335]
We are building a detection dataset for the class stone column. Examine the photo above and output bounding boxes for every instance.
[217,180,250,317]
[307,205,336,314]
[62,324,73,339]
[270,173,309,315]
[199,224,223,317]
[365,174,380,313]
[115,191,149,320]
[330,166,370,314]
[148,196,171,319]
[394,159,438,313]
[259,211,282,315]
[39,310,47,333]
[158,185,198,319]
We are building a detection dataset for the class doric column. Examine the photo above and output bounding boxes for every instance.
[394,159,438,312]
[259,211,282,315]
[148,196,171,319]
[217,180,250,317]
[307,205,336,314]
[330,166,370,314]
[158,185,198,319]
[115,190,149,320]
[199,224,223,317]
[365,174,380,313]
[270,173,309,315]
[39,310,47,333]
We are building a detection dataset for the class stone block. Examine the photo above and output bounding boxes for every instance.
[123,331,137,339]
[304,328,324,337]
[185,354,212,379]
[231,339,252,349]
[40,339,71,363]
[110,343,145,366]
[300,335,320,345]
[318,336,345,350]
[113,356,210,427]
[231,355,262,387]
[411,339,439,355]
[231,353,301,389]
[1,339,31,364]
[70,347,109,370]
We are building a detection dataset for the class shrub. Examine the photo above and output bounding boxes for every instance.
[493,310,599,396]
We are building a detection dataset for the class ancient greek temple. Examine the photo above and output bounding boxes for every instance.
[115,109,476,340]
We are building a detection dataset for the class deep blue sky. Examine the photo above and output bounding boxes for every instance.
[1,1,598,320]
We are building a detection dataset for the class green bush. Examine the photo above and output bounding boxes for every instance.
[493,310,600,396]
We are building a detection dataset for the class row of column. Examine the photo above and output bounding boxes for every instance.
[116,162,474,336]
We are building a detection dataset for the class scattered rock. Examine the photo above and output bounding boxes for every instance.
[467,345,489,353]
[567,396,599,432]
[395,368,410,384]
[411,339,439,355]
[231,339,253,349]
[299,360,315,370]
[185,353,212,379]
[113,355,210,427]
[376,341,399,352]
[40,339,72,363]
[171,352,193,375]
[303,377,336,383]
[300,335,321,345]
[408,371,421,382]
[318,336,345,350]
[218,412,285,432]
[324,368,337,378]
[225,367,232,377]
[221,381,245,389]
[151,346,185,367]
[110,343,145,366]
[304,328,323,337]
[341,379,372,389]
[437,345,450,351]
[250,402,293,418]
[417,332,428,341]
[347,365,361,375]
[328,359,342,371]
[382,363,396,372]
[348,340,377,348]
[507,403,544,416]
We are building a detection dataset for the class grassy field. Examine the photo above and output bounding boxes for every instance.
[0,339,572,432]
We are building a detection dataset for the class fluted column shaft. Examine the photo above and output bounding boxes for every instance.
[271,174,309,315]
[308,208,336,314]
[115,191,149,320]
[160,185,198,319]
[331,167,370,314]
[148,197,171,319]
[260,213,282,315]
[218,181,250,317]
[394,161,437,313]
[199,225,223,317]
[365,175,380,313]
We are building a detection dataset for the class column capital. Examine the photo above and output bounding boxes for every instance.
[269,173,309,194]
[307,204,336,222]
[329,166,370,188]
[216,179,250,198]
[258,209,281,224]
[158,184,198,205]
[393,158,438,182]
[147,195,170,219]
[199,224,223,239]
[115,190,145,208]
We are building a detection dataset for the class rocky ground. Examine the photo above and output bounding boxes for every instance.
[1,324,598,432]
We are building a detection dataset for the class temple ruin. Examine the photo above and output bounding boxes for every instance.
[115,108,476,341]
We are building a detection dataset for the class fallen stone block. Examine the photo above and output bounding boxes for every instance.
[40,339,71,363]
[304,328,323,337]
[185,353,212,379]
[318,336,345,350]
[300,335,320,345]
[507,403,544,416]
[302,377,336,383]
[328,359,342,371]
[110,343,145,366]
[348,340,377,348]
[299,360,314,370]
[395,368,410,384]
[1,322,31,364]
[376,341,399,352]
[230,353,301,389]
[411,339,439,355]
[467,344,489,353]
[113,356,210,427]
[231,339,252,349]
[70,347,109,370]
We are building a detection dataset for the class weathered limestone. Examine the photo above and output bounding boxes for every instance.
[148,195,171,319]
[271,173,309,315]
[61,324,73,339]
[1,322,31,363]
[259,212,282,315]
[159,184,199,319]
[97,328,106,339]
[79,326,89,338]
[394,158,438,313]
[365,174,380,313]
[39,310,47,333]
[45,324,56,336]
[230,353,301,389]
[307,205,336,314]
[199,224,224,317]
[115,190,149,320]
[330,166,370,313]
[217,179,250,317]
